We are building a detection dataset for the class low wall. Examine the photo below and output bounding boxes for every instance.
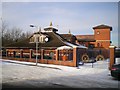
[2,48,78,67]
[2,57,75,67]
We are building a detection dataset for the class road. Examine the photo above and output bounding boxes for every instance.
[1,59,120,89]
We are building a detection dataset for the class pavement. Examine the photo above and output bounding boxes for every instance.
[1,59,74,70]
[1,59,120,89]
[1,58,109,70]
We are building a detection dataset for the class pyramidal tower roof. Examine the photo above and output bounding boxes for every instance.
[93,24,112,31]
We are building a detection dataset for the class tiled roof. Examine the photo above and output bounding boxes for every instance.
[4,32,65,48]
[4,32,83,49]
[60,34,77,41]
[76,35,95,42]
[93,24,112,31]
[4,38,35,48]
[39,32,65,48]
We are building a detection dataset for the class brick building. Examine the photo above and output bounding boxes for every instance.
[2,23,112,66]
[76,24,112,49]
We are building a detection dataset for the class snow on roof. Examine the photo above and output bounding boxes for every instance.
[57,45,73,50]
[78,44,88,49]
[64,42,87,49]
[44,26,58,30]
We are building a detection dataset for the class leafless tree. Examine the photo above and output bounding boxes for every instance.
[20,31,32,41]
[1,20,8,38]
[10,27,22,42]
[1,20,31,46]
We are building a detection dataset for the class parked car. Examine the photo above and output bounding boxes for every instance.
[111,64,120,80]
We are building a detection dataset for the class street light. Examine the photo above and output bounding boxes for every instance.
[30,24,41,66]
[30,24,41,32]
[30,24,49,66]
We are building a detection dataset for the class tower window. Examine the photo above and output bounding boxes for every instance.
[97,31,100,35]
[97,43,100,47]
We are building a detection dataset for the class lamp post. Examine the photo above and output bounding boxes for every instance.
[30,24,49,66]
[35,41,38,66]
[30,24,40,66]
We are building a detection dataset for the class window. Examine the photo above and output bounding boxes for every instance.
[97,31,100,35]
[88,44,94,49]
[97,43,100,47]
[49,52,54,59]
[30,37,34,42]
[36,37,39,42]
[31,37,33,42]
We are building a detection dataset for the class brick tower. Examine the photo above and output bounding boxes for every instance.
[93,24,112,49]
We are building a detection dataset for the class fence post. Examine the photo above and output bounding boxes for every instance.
[13,51,16,57]
[6,50,8,57]
[41,49,44,60]
[20,49,23,58]
[29,49,32,59]
[9,51,12,57]
[73,47,77,67]
[109,45,116,70]
[56,50,58,61]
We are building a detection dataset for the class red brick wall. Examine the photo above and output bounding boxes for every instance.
[109,46,115,70]
[94,29,110,40]
[94,28,111,49]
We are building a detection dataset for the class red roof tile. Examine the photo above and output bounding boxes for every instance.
[76,35,95,42]
[93,24,112,31]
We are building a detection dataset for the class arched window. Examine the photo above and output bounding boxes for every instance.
[36,37,39,42]
[97,43,100,47]
[30,37,34,42]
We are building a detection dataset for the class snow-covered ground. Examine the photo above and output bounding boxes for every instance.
[1,59,120,88]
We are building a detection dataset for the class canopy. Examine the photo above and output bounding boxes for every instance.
[57,46,73,50]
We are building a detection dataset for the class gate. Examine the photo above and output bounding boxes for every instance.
[80,48,109,69]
